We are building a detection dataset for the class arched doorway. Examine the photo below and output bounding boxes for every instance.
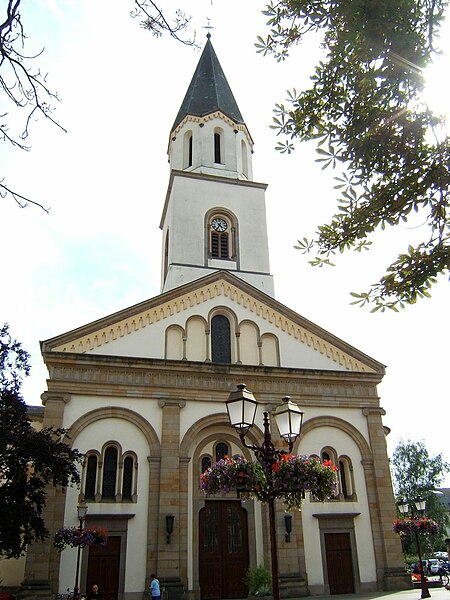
[199,501,249,599]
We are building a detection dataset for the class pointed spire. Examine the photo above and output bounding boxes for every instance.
[172,35,244,132]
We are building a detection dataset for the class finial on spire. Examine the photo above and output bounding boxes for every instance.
[203,17,214,38]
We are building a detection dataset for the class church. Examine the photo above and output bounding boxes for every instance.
[19,35,409,600]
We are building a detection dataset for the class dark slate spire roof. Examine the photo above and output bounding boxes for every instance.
[172,34,244,131]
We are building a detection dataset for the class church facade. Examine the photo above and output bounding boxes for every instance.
[21,36,409,600]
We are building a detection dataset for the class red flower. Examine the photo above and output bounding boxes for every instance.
[272,463,281,473]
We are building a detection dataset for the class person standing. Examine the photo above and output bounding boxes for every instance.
[87,584,102,600]
[149,574,160,600]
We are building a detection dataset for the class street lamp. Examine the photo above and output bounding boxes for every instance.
[398,499,430,599]
[74,501,88,600]
[226,384,303,600]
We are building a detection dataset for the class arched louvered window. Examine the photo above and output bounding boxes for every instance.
[84,455,97,500]
[102,447,118,499]
[215,442,229,462]
[122,456,134,500]
[211,315,231,363]
[208,213,236,260]
[211,230,229,258]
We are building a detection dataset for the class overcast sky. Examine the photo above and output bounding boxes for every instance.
[1,1,449,486]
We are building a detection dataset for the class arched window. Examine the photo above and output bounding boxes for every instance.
[214,129,224,164]
[184,131,193,168]
[215,442,230,462]
[338,456,355,500]
[201,456,212,474]
[164,229,169,281]
[84,455,97,500]
[321,447,337,466]
[122,456,134,501]
[211,315,231,363]
[102,446,118,499]
[241,139,248,178]
[83,446,138,503]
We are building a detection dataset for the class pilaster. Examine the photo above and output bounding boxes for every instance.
[156,398,186,592]
[21,393,71,598]
[362,407,411,591]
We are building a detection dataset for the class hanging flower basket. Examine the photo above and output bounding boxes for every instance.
[392,517,439,536]
[54,526,109,552]
[270,455,338,509]
[200,455,267,498]
[201,454,338,511]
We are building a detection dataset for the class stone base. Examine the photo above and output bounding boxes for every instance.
[159,577,184,600]
[383,568,413,591]
[279,573,309,598]
[17,580,53,600]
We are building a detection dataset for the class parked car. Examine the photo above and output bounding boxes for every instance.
[428,559,441,574]
[434,552,449,560]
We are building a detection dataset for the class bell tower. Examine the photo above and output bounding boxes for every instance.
[160,35,274,296]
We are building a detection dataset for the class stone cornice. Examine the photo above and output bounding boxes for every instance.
[43,274,383,374]
[161,170,267,229]
[43,352,383,405]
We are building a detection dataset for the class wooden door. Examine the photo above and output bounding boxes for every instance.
[199,501,249,600]
[87,536,121,600]
[324,532,354,594]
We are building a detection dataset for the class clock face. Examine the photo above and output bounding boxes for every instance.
[211,218,228,232]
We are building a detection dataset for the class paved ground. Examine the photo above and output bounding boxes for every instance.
[312,586,450,600]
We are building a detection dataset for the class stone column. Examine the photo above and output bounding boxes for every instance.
[362,407,411,591]
[21,393,71,599]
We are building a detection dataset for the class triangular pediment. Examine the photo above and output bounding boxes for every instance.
[42,271,384,374]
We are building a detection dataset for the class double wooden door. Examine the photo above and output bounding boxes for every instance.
[87,536,121,600]
[324,532,355,594]
[199,501,249,600]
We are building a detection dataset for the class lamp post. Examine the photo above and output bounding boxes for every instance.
[74,502,88,600]
[226,384,303,600]
[398,499,430,599]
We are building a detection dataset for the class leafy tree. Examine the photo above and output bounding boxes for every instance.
[0,323,82,558]
[257,0,450,310]
[391,439,450,554]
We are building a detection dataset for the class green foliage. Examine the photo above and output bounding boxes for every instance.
[0,324,82,558]
[245,564,272,597]
[258,0,450,309]
[391,439,450,553]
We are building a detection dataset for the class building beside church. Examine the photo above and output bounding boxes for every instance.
[18,35,409,600]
